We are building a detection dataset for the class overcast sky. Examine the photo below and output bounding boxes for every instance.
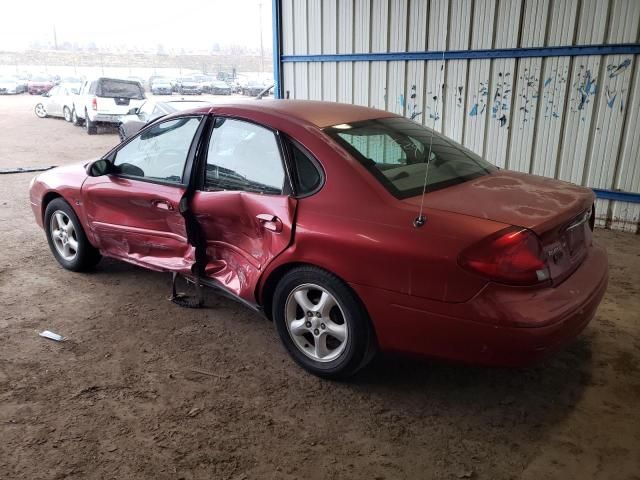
[0,0,272,52]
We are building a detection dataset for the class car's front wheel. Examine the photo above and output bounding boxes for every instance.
[273,266,376,379]
[34,103,47,118]
[63,106,72,122]
[44,198,101,271]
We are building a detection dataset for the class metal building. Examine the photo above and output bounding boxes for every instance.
[272,0,640,232]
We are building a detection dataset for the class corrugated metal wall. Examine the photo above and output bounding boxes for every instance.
[278,0,640,232]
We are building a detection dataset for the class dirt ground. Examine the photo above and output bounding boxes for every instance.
[0,93,639,480]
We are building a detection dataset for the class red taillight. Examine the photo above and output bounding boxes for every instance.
[91,97,97,110]
[458,227,550,286]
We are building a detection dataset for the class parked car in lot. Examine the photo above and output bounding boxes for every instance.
[150,78,173,95]
[60,76,83,94]
[127,76,147,91]
[29,100,608,379]
[209,80,232,95]
[34,85,77,121]
[242,81,266,96]
[27,75,54,95]
[72,77,146,135]
[0,76,26,94]
[176,76,202,95]
[118,99,210,140]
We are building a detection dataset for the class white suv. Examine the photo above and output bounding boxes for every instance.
[72,77,146,135]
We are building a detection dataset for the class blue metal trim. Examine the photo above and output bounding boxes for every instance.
[272,0,282,99]
[281,43,640,63]
[593,188,640,204]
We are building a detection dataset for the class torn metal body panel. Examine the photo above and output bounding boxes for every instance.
[82,176,194,275]
[192,191,297,303]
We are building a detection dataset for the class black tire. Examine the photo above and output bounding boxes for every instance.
[72,108,83,126]
[34,103,47,118]
[44,198,101,272]
[272,266,376,379]
[85,110,97,135]
[118,124,126,142]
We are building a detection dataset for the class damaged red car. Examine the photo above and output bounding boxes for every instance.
[29,100,608,378]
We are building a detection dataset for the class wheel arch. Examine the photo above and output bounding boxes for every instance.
[41,191,63,222]
[258,261,377,340]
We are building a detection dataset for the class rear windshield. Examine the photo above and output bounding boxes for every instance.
[324,117,496,199]
[97,79,144,99]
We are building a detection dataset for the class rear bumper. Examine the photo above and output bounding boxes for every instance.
[352,243,608,367]
[88,113,124,124]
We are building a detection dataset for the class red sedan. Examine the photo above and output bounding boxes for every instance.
[29,100,608,378]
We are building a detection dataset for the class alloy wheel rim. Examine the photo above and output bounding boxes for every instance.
[50,210,78,261]
[35,104,46,117]
[285,283,348,363]
[64,108,71,121]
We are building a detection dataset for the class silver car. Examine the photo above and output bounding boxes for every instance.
[34,85,78,121]
[0,76,26,94]
[118,99,210,140]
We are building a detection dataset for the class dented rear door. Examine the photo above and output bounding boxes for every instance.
[190,116,297,303]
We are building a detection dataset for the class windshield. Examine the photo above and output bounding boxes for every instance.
[97,79,144,99]
[325,117,496,199]
[31,76,50,82]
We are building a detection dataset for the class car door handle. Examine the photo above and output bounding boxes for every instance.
[152,200,174,211]
[256,213,283,233]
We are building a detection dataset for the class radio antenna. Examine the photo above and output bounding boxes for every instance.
[414,47,445,228]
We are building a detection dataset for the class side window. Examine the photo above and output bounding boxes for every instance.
[113,117,201,184]
[289,141,322,196]
[205,118,285,194]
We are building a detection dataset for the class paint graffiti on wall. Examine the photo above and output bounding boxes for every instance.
[602,58,632,112]
[425,63,445,123]
[608,59,631,78]
[468,81,489,117]
[491,71,511,127]
[408,84,422,120]
[572,65,598,119]
[456,85,464,107]
[541,65,568,120]
[517,66,540,127]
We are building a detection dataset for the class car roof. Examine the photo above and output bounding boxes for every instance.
[188,99,397,128]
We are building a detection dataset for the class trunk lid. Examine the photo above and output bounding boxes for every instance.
[404,170,595,283]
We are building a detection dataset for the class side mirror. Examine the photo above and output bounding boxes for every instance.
[128,107,139,115]
[86,159,113,177]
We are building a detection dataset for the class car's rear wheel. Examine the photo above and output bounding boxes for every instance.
[85,109,97,135]
[44,198,101,272]
[72,108,83,126]
[272,266,376,379]
[118,124,126,142]
[63,106,72,122]
[34,103,47,118]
